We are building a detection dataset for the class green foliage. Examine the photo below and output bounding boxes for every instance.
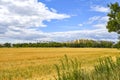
[113,41,120,48]
[0,39,115,48]
[3,43,11,48]
[54,55,89,80]
[55,55,120,80]
[107,2,120,34]
[92,57,120,80]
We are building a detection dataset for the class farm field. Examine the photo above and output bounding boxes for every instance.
[0,48,120,80]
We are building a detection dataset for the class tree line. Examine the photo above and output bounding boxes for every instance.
[0,39,119,48]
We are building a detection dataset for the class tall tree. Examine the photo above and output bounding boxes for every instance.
[106,2,120,48]
[106,2,120,35]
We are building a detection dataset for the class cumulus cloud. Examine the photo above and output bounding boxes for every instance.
[0,0,70,32]
[1,14,117,42]
[0,0,71,42]
[91,5,109,13]
[50,29,117,42]
[0,0,117,43]
[1,28,117,43]
[73,15,117,42]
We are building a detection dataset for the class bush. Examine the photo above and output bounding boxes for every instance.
[55,55,120,80]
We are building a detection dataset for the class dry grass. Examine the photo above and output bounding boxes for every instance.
[0,48,120,80]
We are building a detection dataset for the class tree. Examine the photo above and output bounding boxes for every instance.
[106,2,120,48]
[106,2,120,35]
[4,43,11,47]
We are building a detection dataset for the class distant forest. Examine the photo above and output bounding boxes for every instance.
[0,39,120,48]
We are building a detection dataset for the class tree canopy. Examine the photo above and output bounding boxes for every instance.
[0,39,116,48]
[106,2,120,34]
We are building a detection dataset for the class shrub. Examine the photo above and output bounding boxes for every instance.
[55,55,120,80]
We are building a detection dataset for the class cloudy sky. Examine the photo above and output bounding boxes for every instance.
[0,0,119,43]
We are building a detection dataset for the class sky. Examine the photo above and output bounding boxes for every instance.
[0,0,120,43]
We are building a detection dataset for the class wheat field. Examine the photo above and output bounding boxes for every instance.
[0,48,120,80]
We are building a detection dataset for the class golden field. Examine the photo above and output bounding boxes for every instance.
[0,48,120,80]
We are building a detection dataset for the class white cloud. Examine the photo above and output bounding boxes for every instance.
[1,28,118,43]
[87,16,101,24]
[91,5,109,13]
[93,24,106,29]
[2,15,116,42]
[72,15,117,42]
[50,8,57,13]
[0,0,70,33]
[0,0,117,43]
[87,16,108,24]
[99,16,108,22]
[86,16,108,29]
[50,29,117,42]
[0,0,71,42]
[78,24,83,27]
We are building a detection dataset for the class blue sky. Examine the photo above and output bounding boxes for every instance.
[39,0,119,32]
[0,0,119,43]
